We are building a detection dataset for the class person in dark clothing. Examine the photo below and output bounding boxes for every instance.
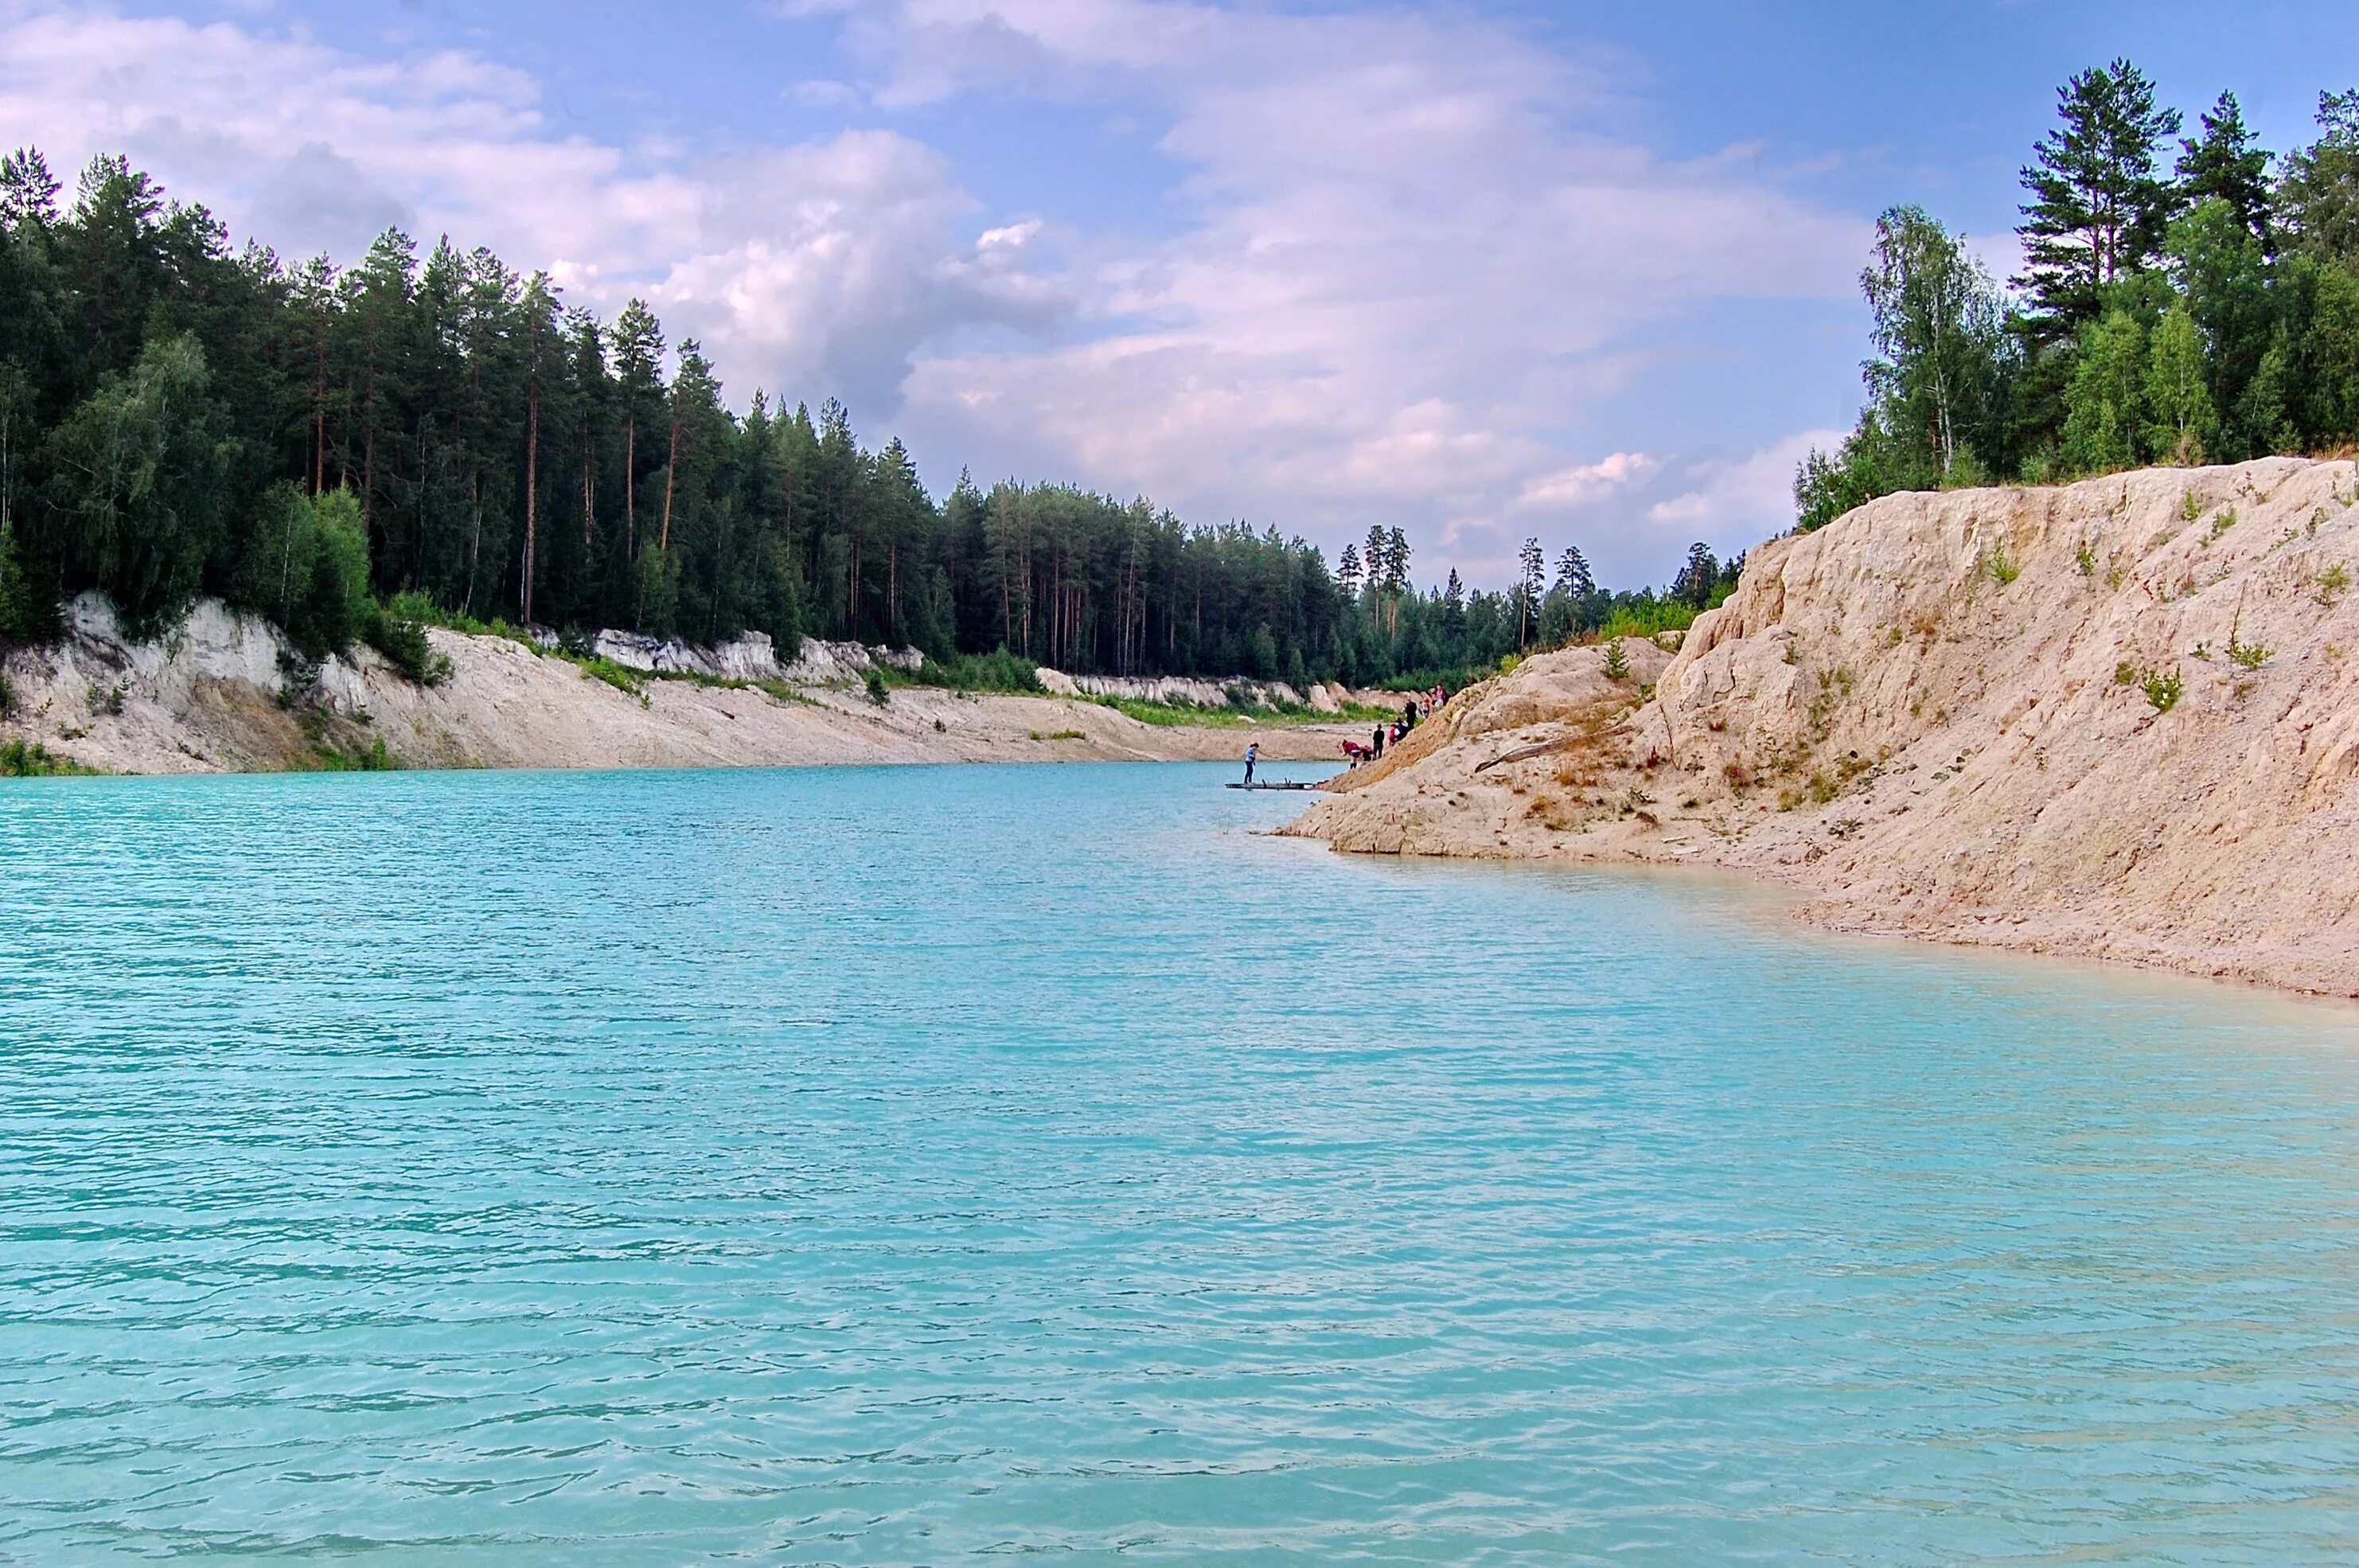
[1403,699,1419,731]
[1242,742,1257,785]
[1372,727,1385,758]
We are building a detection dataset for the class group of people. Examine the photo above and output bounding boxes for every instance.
[1238,685,1453,782]
[1340,685,1449,765]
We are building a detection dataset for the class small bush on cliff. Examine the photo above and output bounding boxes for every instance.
[864,668,891,706]
[2317,564,2351,607]
[310,735,394,772]
[2143,669,2184,713]
[574,656,648,706]
[362,603,451,686]
[1,738,97,777]
[1602,638,1629,681]
[2228,613,2271,670]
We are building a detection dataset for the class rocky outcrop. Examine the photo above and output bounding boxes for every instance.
[588,629,922,685]
[1286,456,2359,997]
[1035,669,1311,710]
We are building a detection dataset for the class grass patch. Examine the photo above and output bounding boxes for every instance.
[1092,695,1255,727]
[1029,728,1086,741]
[382,590,536,649]
[311,735,395,772]
[563,654,649,706]
[1089,692,1339,728]
[0,737,100,777]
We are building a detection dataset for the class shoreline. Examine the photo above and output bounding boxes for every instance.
[0,599,1375,778]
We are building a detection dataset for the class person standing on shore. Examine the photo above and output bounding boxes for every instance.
[1243,742,1258,786]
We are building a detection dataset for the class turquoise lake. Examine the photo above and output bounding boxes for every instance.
[4,761,2358,1563]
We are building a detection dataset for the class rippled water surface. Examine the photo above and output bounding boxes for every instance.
[5,763,2359,1563]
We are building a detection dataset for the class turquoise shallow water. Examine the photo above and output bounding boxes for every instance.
[4,762,2358,1564]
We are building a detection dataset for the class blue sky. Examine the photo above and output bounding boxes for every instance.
[2,0,2349,587]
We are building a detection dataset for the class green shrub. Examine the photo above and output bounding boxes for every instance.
[573,656,648,705]
[1602,637,1630,681]
[312,735,394,771]
[1596,600,1697,639]
[363,603,452,686]
[864,668,891,706]
[2143,669,2183,713]
[2115,660,2139,685]
[2076,542,2097,577]
[901,647,1041,693]
[0,737,98,777]
[2318,564,2351,607]
[1985,545,2019,585]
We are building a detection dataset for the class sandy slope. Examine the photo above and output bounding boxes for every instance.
[1285,456,2359,997]
[0,599,1362,774]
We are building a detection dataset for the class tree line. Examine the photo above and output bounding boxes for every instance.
[0,145,1734,688]
[1799,68,2359,527]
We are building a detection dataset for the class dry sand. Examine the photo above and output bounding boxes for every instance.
[1284,456,2359,997]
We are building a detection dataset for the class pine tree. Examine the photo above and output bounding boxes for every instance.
[1515,536,1543,649]
[610,298,665,565]
[1554,544,1593,599]
[1671,542,1720,610]
[2176,92,2274,252]
[2279,90,2359,264]
[2016,60,2184,337]
[0,147,59,228]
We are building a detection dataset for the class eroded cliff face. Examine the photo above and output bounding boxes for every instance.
[0,595,1358,773]
[1285,457,2359,995]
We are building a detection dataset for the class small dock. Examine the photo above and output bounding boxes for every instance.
[1226,780,1317,791]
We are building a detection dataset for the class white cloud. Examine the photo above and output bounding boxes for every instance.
[1646,428,1845,542]
[1515,451,1657,512]
[841,0,1866,575]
